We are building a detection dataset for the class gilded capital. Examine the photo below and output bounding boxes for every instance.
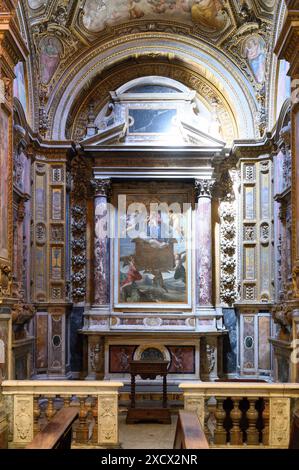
[91,178,112,198]
[195,179,215,199]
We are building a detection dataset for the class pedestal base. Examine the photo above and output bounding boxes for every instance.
[126,407,171,424]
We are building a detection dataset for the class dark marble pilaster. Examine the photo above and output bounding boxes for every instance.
[222,308,238,375]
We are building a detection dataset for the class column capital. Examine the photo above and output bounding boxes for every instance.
[91,178,111,198]
[195,179,216,199]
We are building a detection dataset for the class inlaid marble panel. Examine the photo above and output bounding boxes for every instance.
[35,313,48,370]
[245,246,255,280]
[51,188,63,220]
[167,346,195,374]
[258,315,271,371]
[35,172,46,221]
[244,186,255,220]
[243,315,255,370]
[109,346,136,373]
[260,245,270,293]
[260,171,270,219]
[51,247,63,280]
[50,314,63,370]
[0,108,9,259]
[223,308,237,374]
[35,246,47,297]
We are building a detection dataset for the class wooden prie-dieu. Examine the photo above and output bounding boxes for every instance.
[126,360,171,424]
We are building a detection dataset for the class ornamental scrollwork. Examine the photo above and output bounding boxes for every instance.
[71,154,92,303]
[218,171,238,306]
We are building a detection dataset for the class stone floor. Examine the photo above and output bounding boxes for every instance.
[119,412,178,449]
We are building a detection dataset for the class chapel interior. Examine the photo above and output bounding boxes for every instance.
[1,0,299,450]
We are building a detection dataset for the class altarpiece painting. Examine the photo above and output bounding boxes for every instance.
[113,188,192,309]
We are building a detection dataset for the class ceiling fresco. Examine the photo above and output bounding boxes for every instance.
[80,0,230,34]
[17,0,278,140]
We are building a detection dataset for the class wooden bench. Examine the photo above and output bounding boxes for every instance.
[289,410,299,449]
[26,407,79,449]
[173,410,209,449]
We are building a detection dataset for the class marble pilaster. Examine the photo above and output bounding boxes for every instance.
[195,180,215,308]
[92,179,111,310]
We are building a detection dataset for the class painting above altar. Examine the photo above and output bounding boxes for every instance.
[114,191,192,309]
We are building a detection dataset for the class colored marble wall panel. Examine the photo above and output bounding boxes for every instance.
[35,246,47,293]
[260,172,270,219]
[51,247,62,280]
[0,108,9,259]
[50,315,63,369]
[261,245,270,292]
[36,313,48,370]
[245,186,255,220]
[245,246,255,280]
[52,188,62,220]
[35,173,46,221]
[109,346,136,373]
[258,315,271,370]
[167,346,195,374]
[243,315,255,370]
[223,308,237,374]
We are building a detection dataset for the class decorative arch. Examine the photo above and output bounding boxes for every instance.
[47,34,259,141]
[65,61,240,144]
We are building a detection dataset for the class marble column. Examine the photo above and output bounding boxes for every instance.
[195,179,215,308]
[92,179,111,309]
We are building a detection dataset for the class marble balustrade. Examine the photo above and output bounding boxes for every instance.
[1,380,123,448]
[179,382,299,448]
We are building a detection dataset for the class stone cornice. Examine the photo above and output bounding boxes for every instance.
[0,7,29,66]
[274,8,299,76]
[231,135,275,160]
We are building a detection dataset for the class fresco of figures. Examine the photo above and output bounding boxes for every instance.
[82,0,229,33]
[242,34,266,84]
[39,36,63,85]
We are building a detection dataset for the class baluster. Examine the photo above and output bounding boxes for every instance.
[262,399,270,446]
[91,397,98,445]
[33,396,41,436]
[214,398,227,445]
[62,395,71,408]
[230,397,242,446]
[204,399,210,439]
[207,398,217,444]
[75,397,89,444]
[45,396,55,423]
[246,398,259,445]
